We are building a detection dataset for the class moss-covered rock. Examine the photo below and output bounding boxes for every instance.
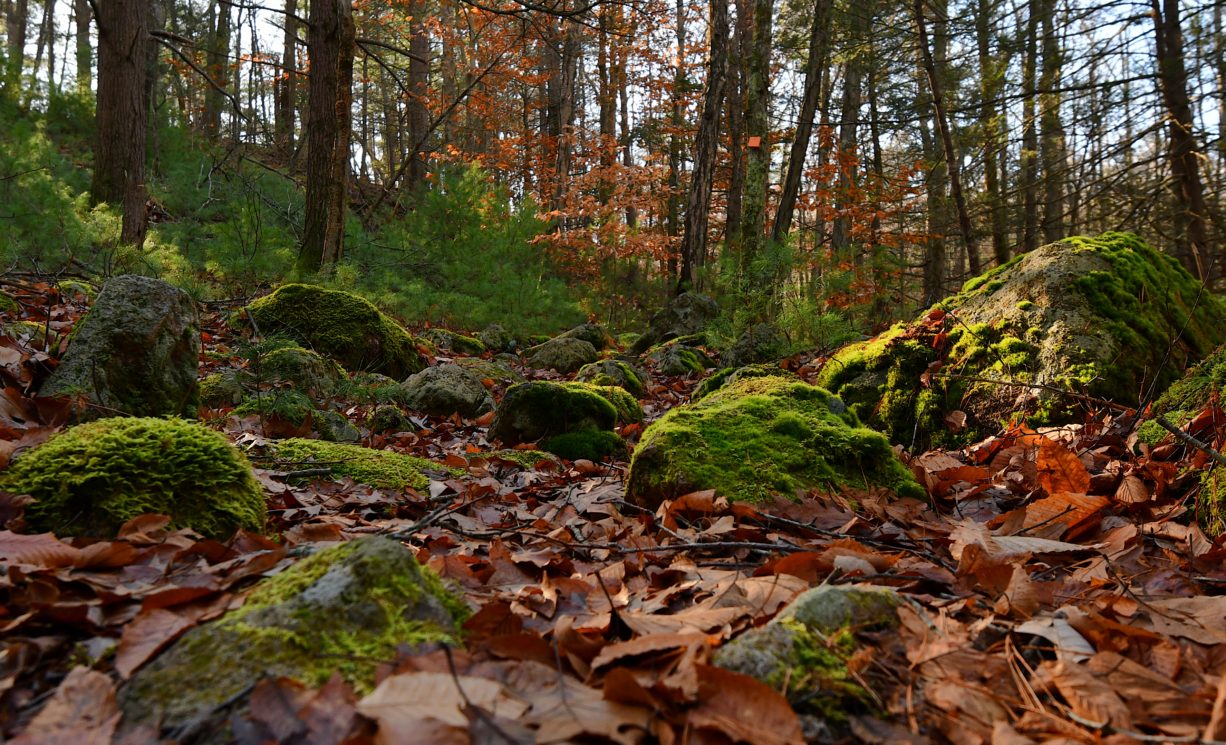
[2,417,265,538]
[234,390,315,428]
[258,346,344,399]
[721,323,788,369]
[478,323,515,353]
[341,371,412,405]
[199,369,250,408]
[817,233,1226,447]
[119,537,467,740]
[453,357,525,386]
[490,381,618,445]
[576,359,649,397]
[366,404,412,433]
[559,322,617,350]
[420,328,486,355]
[541,430,626,461]
[648,342,715,376]
[313,410,362,442]
[713,585,900,724]
[566,382,643,425]
[0,291,18,315]
[3,319,50,349]
[631,292,720,354]
[524,336,598,374]
[401,364,495,417]
[467,449,558,469]
[626,376,923,506]
[243,284,425,378]
[41,275,201,418]
[693,364,796,401]
[266,439,445,490]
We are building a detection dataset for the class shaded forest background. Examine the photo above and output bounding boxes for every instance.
[0,0,1219,338]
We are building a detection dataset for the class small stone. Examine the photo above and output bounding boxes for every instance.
[401,364,495,417]
[314,410,362,442]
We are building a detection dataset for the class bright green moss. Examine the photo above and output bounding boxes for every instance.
[338,372,413,405]
[467,449,556,468]
[421,328,486,355]
[562,382,643,425]
[244,284,425,378]
[541,430,626,461]
[199,369,249,408]
[1198,469,1226,537]
[626,376,924,506]
[366,404,411,433]
[0,292,18,315]
[693,363,794,401]
[234,390,315,427]
[575,359,647,397]
[1017,300,1036,311]
[266,439,460,489]
[4,417,265,538]
[768,620,869,722]
[258,346,344,398]
[490,381,618,445]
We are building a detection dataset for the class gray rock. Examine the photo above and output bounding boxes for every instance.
[366,404,412,433]
[559,323,615,350]
[721,323,788,369]
[258,345,344,399]
[490,381,617,445]
[575,359,650,397]
[41,275,200,418]
[420,328,486,355]
[478,323,515,353]
[453,357,525,386]
[648,343,714,376]
[401,364,495,417]
[632,292,719,354]
[119,537,465,742]
[199,368,251,407]
[313,410,362,442]
[524,337,598,374]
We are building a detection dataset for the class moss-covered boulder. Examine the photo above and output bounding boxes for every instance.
[576,359,649,397]
[478,323,515,353]
[199,368,250,407]
[817,233,1226,447]
[453,356,525,386]
[258,345,344,399]
[648,342,715,376]
[41,275,200,418]
[721,323,788,369]
[119,537,467,740]
[631,292,720,354]
[267,439,444,490]
[2,417,265,538]
[626,376,923,506]
[490,381,618,446]
[693,364,796,401]
[713,585,900,725]
[559,322,617,350]
[234,390,315,428]
[401,364,495,417]
[421,328,486,355]
[523,336,598,374]
[366,404,412,433]
[541,430,626,461]
[243,284,425,378]
[570,382,643,425]
[313,410,362,442]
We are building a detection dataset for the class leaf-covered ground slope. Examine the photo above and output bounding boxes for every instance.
[2,279,1226,744]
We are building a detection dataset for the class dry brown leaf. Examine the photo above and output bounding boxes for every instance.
[1114,475,1150,504]
[1132,596,1226,645]
[114,608,196,679]
[590,632,709,672]
[1018,430,1091,494]
[0,530,82,567]
[9,667,119,745]
[357,671,527,733]
[524,673,652,744]
[687,664,804,745]
[1032,659,1132,729]
[949,519,1099,561]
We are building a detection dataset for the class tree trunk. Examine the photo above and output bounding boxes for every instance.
[202,0,231,137]
[976,0,1008,265]
[1020,0,1039,251]
[737,0,774,279]
[298,0,356,273]
[723,0,750,248]
[772,0,832,243]
[74,0,91,91]
[831,0,871,254]
[274,0,297,155]
[666,0,686,252]
[1037,0,1065,243]
[914,0,978,277]
[92,0,149,247]
[5,0,28,85]
[405,0,430,192]
[1152,0,1211,280]
[677,0,729,293]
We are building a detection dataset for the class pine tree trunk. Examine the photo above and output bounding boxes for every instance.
[274,0,297,156]
[737,0,774,280]
[74,0,91,90]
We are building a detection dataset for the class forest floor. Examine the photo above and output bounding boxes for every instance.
[2,280,1226,744]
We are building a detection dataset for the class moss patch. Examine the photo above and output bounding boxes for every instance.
[467,449,557,469]
[258,346,344,399]
[541,430,626,461]
[244,284,425,378]
[266,439,452,490]
[421,328,486,355]
[575,359,648,397]
[693,363,795,401]
[563,382,643,425]
[818,233,1226,447]
[234,390,315,427]
[4,417,265,539]
[490,381,618,445]
[626,376,924,506]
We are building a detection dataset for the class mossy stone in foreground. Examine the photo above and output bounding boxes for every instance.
[243,284,425,378]
[4,417,265,538]
[119,537,467,740]
[626,376,923,507]
[490,381,617,445]
[817,233,1226,447]
[268,439,443,490]
[693,364,796,401]
[576,359,649,397]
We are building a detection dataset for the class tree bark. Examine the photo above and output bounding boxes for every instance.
[723,0,750,248]
[772,0,832,243]
[677,0,729,293]
[92,0,149,247]
[975,0,1008,266]
[1151,0,1210,280]
[831,0,871,254]
[1020,0,1039,251]
[74,0,91,91]
[274,0,296,155]
[5,0,28,85]
[1037,0,1065,243]
[405,0,430,192]
[737,0,774,279]
[298,0,355,273]
[202,0,231,137]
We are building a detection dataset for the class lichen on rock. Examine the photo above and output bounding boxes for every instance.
[243,284,425,378]
[626,376,923,507]
[2,417,265,539]
[816,233,1226,447]
[119,537,468,740]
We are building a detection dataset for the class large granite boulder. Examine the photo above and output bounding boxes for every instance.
[41,275,200,417]
[119,537,467,741]
[816,233,1226,447]
[1,417,265,539]
[626,376,924,507]
[523,336,598,374]
[401,363,495,417]
[632,292,719,354]
[243,285,425,379]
